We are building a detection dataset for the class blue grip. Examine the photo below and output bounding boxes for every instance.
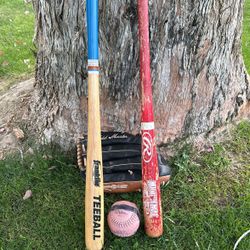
[87,0,99,60]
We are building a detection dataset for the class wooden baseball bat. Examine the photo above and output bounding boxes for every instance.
[85,0,104,249]
[138,0,163,237]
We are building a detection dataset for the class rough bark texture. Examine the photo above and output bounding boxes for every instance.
[31,0,250,148]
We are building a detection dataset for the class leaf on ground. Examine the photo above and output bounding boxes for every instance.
[16,40,23,45]
[187,176,194,183]
[43,154,53,160]
[13,127,25,140]
[23,190,32,200]
[0,50,4,56]
[2,61,9,67]
[30,162,35,169]
[23,59,30,65]
[27,147,34,154]
[0,151,4,160]
[48,166,57,171]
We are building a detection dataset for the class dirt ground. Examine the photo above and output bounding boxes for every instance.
[0,78,34,159]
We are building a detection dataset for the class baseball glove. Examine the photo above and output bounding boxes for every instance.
[77,132,171,193]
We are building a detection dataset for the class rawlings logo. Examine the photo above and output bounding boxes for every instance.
[142,132,153,163]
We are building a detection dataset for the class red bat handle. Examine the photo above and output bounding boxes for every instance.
[138,0,163,237]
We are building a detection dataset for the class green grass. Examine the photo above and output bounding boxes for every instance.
[0,122,250,250]
[0,147,84,249]
[243,0,250,73]
[0,0,35,82]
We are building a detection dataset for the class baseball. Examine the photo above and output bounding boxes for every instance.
[107,200,140,237]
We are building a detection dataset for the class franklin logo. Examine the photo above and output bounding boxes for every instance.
[142,132,153,163]
[93,160,101,186]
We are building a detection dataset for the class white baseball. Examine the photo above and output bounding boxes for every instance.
[107,200,140,237]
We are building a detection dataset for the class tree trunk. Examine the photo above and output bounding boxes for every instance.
[31,0,250,148]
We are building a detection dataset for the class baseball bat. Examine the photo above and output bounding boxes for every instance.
[85,0,104,249]
[138,0,163,237]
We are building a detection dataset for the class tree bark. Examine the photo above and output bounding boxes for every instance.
[31,0,250,148]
